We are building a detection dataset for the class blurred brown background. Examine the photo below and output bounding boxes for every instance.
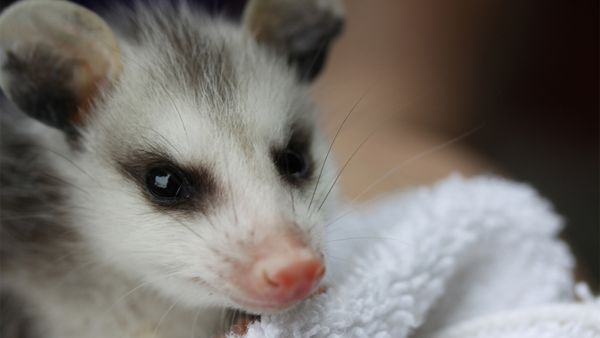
[314,0,598,286]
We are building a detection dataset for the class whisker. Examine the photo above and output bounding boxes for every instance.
[138,127,184,159]
[169,214,205,240]
[224,153,240,226]
[41,147,98,184]
[315,126,379,213]
[227,309,236,337]
[152,299,179,338]
[38,172,91,196]
[164,86,190,142]
[326,236,408,245]
[326,254,354,265]
[308,85,374,212]
[199,204,219,232]
[190,308,201,338]
[314,87,436,215]
[289,187,296,216]
[102,280,153,314]
[218,307,229,336]
[52,251,151,291]
[325,124,485,233]
[302,39,328,80]
[230,309,241,335]
[137,203,207,241]
[352,123,485,203]
[101,270,182,316]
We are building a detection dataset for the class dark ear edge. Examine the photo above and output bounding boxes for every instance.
[285,18,344,81]
[2,46,87,134]
[243,0,344,82]
[0,0,121,134]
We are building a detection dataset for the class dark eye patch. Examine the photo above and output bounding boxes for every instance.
[117,151,218,213]
[272,127,314,186]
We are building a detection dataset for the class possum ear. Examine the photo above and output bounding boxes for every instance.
[0,0,121,132]
[243,0,344,82]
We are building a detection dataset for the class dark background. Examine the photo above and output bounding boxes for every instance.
[469,0,599,285]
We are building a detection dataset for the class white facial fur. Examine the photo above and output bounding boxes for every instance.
[54,4,338,313]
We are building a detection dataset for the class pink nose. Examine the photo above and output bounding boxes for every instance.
[261,257,325,303]
[241,234,325,308]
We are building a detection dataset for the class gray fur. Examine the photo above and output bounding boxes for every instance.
[0,291,38,338]
[112,3,239,110]
[0,106,76,270]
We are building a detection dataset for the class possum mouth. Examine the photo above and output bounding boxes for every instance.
[223,286,327,335]
[222,311,260,337]
[188,276,296,313]
[229,295,295,313]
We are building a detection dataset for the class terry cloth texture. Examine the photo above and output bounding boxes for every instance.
[231,176,599,338]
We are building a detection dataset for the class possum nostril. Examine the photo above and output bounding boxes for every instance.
[263,270,279,288]
[259,257,325,302]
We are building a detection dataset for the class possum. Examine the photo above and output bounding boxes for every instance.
[0,0,343,337]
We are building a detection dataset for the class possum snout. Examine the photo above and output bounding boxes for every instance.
[233,231,325,310]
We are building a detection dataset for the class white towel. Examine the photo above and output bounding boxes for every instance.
[432,302,600,338]
[232,175,598,338]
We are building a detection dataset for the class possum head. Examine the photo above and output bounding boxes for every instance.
[0,0,343,313]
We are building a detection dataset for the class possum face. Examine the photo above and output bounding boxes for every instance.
[0,0,343,313]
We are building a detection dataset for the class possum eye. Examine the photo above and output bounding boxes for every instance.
[274,148,310,182]
[145,166,191,202]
